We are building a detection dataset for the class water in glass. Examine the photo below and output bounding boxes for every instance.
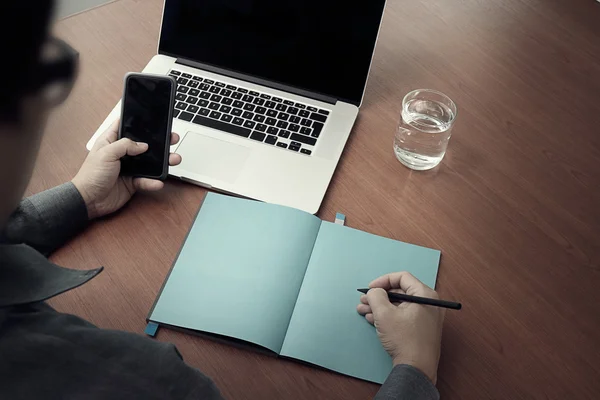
[394,90,456,170]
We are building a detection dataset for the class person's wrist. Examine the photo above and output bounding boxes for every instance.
[71,178,98,220]
[392,357,437,385]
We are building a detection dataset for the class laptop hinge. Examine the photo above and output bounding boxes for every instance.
[175,58,337,105]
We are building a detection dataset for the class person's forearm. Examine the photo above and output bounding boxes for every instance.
[1,182,89,256]
[374,365,440,400]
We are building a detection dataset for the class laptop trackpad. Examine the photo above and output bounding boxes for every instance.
[176,131,250,184]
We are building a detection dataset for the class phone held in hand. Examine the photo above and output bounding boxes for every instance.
[118,73,177,180]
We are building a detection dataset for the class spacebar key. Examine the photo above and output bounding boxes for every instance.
[192,115,251,138]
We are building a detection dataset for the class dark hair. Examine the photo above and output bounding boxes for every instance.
[0,2,55,122]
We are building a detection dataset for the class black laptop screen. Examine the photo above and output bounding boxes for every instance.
[159,0,386,105]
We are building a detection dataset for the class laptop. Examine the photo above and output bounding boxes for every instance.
[87,0,387,214]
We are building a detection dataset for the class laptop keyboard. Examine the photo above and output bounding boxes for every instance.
[169,69,330,155]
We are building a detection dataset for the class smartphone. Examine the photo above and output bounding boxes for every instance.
[118,73,177,180]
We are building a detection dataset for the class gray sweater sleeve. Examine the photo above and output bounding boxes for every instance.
[375,365,440,400]
[1,182,89,256]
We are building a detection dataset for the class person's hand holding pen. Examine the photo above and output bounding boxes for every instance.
[356,272,445,385]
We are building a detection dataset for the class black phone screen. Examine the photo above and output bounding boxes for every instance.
[120,75,173,178]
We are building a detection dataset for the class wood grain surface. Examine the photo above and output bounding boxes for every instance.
[26,0,600,398]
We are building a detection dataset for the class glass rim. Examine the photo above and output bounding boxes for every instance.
[402,88,458,129]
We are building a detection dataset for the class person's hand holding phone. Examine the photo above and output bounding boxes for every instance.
[72,120,182,219]
[356,272,445,384]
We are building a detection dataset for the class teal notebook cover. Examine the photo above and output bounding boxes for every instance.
[149,193,441,384]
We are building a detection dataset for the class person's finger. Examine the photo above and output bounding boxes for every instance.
[356,303,372,315]
[365,313,375,325]
[133,178,165,191]
[366,288,393,320]
[360,294,369,305]
[170,132,180,145]
[369,272,433,296]
[92,119,120,151]
[103,138,148,161]
[169,153,182,166]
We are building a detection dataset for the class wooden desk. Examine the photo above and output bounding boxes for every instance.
[28,0,600,398]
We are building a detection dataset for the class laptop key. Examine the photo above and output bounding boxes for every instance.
[288,124,300,132]
[267,126,279,135]
[232,117,244,125]
[318,109,329,115]
[177,86,189,94]
[289,116,301,123]
[255,123,267,132]
[221,89,232,97]
[175,102,187,110]
[275,104,287,112]
[189,89,200,97]
[187,105,199,113]
[199,92,211,99]
[193,115,251,138]
[291,133,316,146]
[199,108,210,116]
[253,114,266,123]
[291,141,302,147]
[215,82,226,87]
[287,107,299,115]
[272,97,283,103]
[283,100,294,106]
[276,142,288,149]
[221,97,233,106]
[221,114,233,123]
[243,103,255,111]
[199,99,209,107]
[209,86,221,94]
[179,111,194,122]
[232,100,244,108]
[300,118,312,127]
[210,94,222,102]
[253,98,265,106]
[173,110,181,118]
[192,76,203,81]
[182,73,192,78]
[249,90,260,96]
[186,96,198,105]
[265,135,277,145]
[255,106,267,115]
[177,77,189,85]
[250,131,266,142]
[276,120,289,129]
[243,120,256,129]
[289,144,300,152]
[209,111,222,119]
[237,87,248,93]
[311,122,324,137]
[278,130,290,138]
[266,109,278,118]
[310,112,327,123]
[231,92,243,100]
[242,95,254,102]
[265,101,276,109]
[266,117,277,126]
[307,106,318,112]
[220,105,232,113]
[208,102,220,110]
[260,94,271,100]
[170,70,181,76]
[204,79,215,84]
[226,84,237,90]
[278,112,289,121]
[242,111,254,119]
[200,83,210,91]
[231,108,243,116]
[300,126,311,135]
[295,103,306,109]
[300,149,312,155]
[188,81,199,89]
[175,93,187,101]
[299,109,310,118]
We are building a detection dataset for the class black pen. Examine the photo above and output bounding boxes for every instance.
[357,288,462,310]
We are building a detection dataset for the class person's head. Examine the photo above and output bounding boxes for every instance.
[0,2,78,228]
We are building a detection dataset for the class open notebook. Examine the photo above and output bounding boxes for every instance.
[148,193,441,384]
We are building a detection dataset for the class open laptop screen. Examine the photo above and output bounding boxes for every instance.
[159,0,386,106]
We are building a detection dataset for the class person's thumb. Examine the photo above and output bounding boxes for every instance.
[366,288,393,320]
[103,138,148,161]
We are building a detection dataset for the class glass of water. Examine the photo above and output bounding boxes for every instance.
[394,89,457,170]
